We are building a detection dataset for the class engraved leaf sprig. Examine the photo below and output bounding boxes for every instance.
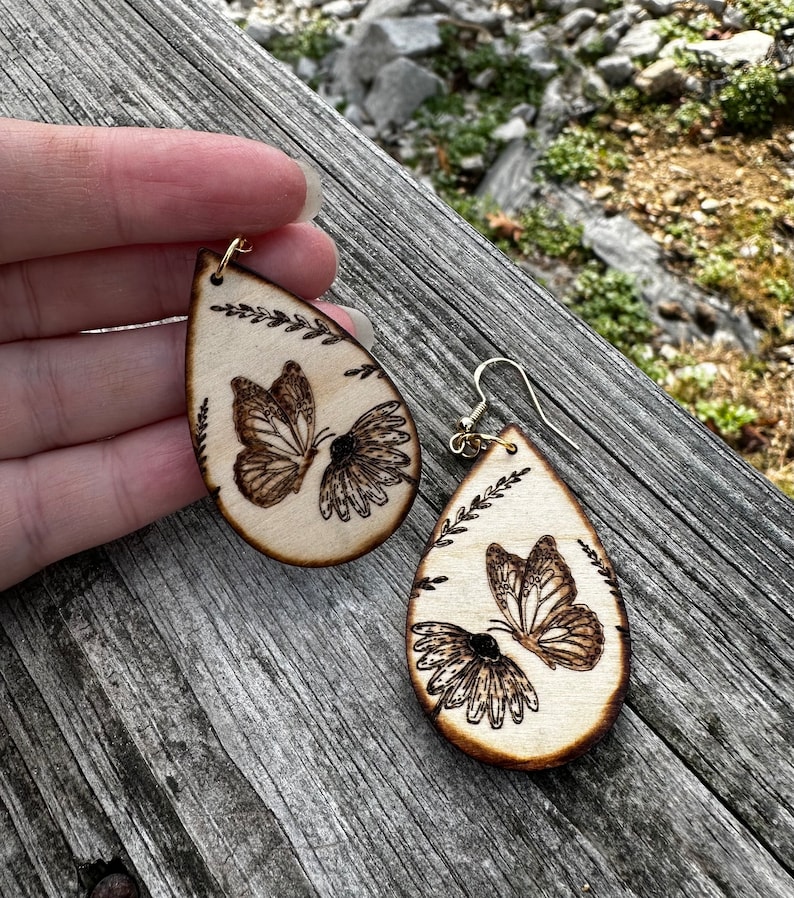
[431,467,531,551]
[210,303,346,344]
[413,575,449,593]
[193,397,209,475]
[345,364,385,380]
[578,539,623,601]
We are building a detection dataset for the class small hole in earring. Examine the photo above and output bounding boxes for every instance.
[210,274,224,286]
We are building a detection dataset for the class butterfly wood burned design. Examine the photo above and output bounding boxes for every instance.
[186,246,420,566]
[412,537,603,734]
[406,423,629,770]
[486,537,604,672]
[231,362,330,508]
[230,362,415,521]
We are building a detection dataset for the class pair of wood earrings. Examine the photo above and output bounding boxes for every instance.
[186,239,630,770]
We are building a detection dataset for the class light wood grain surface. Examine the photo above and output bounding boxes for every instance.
[1,2,792,896]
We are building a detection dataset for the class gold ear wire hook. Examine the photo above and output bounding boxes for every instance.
[450,356,580,457]
[211,235,253,285]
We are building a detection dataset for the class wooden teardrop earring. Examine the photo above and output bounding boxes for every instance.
[186,237,421,567]
[406,357,630,769]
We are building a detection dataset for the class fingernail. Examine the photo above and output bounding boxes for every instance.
[295,159,323,222]
[342,306,375,350]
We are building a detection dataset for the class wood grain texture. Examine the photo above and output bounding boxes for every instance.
[0,1,792,896]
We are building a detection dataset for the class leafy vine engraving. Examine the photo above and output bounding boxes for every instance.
[344,364,385,380]
[430,467,531,551]
[193,397,209,475]
[410,466,531,597]
[578,539,623,602]
[210,303,347,344]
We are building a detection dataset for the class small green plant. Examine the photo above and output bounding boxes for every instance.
[414,96,505,193]
[266,17,338,64]
[696,250,738,291]
[734,0,794,33]
[718,64,783,133]
[517,206,589,263]
[655,13,713,44]
[666,361,718,405]
[541,129,598,182]
[694,399,758,435]
[763,277,794,306]
[672,99,712,134]
[429,23,544,110]
[540,128,628,184]
[566,263,656,369]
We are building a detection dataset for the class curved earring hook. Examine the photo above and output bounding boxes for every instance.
[470,356,580,452]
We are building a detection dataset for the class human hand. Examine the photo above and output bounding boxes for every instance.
[0,118,356,590]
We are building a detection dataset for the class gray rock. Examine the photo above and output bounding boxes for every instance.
[722,4,747,30]
[476,139,541,211]
[512,102,537,123]
[476,158,757,347]
[358,0,415,22]
[583,69,610,102]
[638,0,674,15]
[531,61,561,81]
[608,7,634,28]
[296,56,319,82]
[634,57,682,95]
[560,186,756,347]
[687,30,775,68]
[516,30,552,64]
[244,11,281,46]
[576,25,605,56]
[601,20,631,53]
[330,45,369,105]
[343,103,365,128]
[493,117,528,141]
[596,53,635,85]
[535,76,571,136]
[437,1,503,30]
[322,0,358,17]
[472,68,497,90]
[615,19,664,60]
[561,0,605,10]
[364,57,443,132]
[560,8,598,40]
[340,16,442,89]
[695,0,727,14]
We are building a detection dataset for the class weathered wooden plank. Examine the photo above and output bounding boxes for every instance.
[0,1,792,897]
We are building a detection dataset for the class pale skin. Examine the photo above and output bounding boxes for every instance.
[0,118,353,591]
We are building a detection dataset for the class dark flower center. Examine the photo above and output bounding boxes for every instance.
[469,632,501,662]
[330,431,358,464]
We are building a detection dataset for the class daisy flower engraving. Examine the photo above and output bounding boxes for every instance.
[319,400,415,521]
[411,622,538,729]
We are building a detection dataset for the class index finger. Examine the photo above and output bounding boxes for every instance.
[0,119,322,264]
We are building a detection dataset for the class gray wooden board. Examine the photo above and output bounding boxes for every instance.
[0,1,792,896]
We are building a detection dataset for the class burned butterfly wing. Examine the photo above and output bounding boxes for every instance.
[319,400,414,522]
[487,536,604,671]
[231,361,320,508]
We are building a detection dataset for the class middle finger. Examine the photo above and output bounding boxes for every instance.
[0,322,188,459]
[0,224,339,343]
